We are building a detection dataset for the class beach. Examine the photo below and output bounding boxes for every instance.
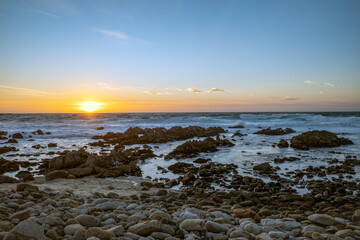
[0,112,360,239]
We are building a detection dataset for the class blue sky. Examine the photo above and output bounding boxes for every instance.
[0,0,359,112]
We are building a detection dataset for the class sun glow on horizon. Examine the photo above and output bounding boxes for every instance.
[78,101,103,113]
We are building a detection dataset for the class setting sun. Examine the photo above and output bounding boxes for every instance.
[78,101,103,113]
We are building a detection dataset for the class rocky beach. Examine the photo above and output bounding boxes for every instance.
[0,112,359,240]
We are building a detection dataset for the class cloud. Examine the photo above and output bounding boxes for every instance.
[284,96,300,101]
[304,80,315,84]
[188,88,202,93]
[27,7,59,18]
[0,84,55,96]
[208,88,225,92]
[94,28,128,40]
[97,82,121,90]
[144,91,171,95]
[324,82,335,87]
[320,91,327,94]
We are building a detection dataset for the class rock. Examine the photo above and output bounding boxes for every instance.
[96,127,105,130]
[301,224,326,234]
[0,221,14,232]
[0,158,20,174]
[15,171,34,181]
[107,225,124,236]
[95,201,122,211]
[0,146,18,154]
[45,170,68,181]
[85,227,115,240]
[37,216,64,226]
[204,221,229,233]
[254,128,295,135]
[32,130,44,135]
[64,224,85,235]
[308,214,337,226]
[335,229,354,238]
[277,139,289,148]
[12,133,23,139]
[165,136,234,159]
[76,215,99,227]
[167,162,196,174]
[48,143,57,147]
[290,130,353,150]
[233,208,258,219]
[128,220,162,236]
[68,167,93,178]
[10,210,30,221]
[243,223,262,235]
[179,219,205,231]
[149,211,172,222]
[4,218,45,240]
[16,183,38,192]
[48,150,89,169]
[151,232,172,239]
[229,230,253,239]
[253,162,273,172]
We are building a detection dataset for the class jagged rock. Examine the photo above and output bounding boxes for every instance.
[168,162,196,174]
[0,175,19,184]
[0,158,20,173]
[253,162,273,172]
[48,150,89,169]
[0,146,18,154]
[165,136,234,159]
[273,157,300,163]
[277,139,289,148]
[290,130,353,150]
[12,133,23,139]
[254,128,295,135]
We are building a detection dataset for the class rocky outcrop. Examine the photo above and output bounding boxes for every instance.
[165,136,234,159]
[0,158,20,174]
[254,128,295,135]
[90,126,226,146]
[290,130,353,150]
[274,157,300,163]
[12,133,23,139]
[168,162,196,174]
[0,175,19,183]
[253,162,273,173]
[277,139,289,148]
[0,146,18,154]
[48,150,89,169]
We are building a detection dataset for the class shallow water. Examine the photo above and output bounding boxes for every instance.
[1,112,359,193]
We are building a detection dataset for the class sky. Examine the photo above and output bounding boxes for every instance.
[0,0,359,113]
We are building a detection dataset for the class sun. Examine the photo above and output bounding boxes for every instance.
[78,101,103,113]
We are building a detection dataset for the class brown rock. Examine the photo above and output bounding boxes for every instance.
[277,139,289,148]
[233,208,258,219]
[0,175,19,184]
[0,158,20,174]
[0,147,18,154]
[254,128,295,135]
[45,170,68,181]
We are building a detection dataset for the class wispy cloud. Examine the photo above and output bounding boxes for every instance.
[94,28,129,40]
[188,88,202,93]
[304,80,315,84]
[207,88,225,92]
[97,82,121,90]
[284,96,300,101]
[0,85,55,96]
[144,91,171,95]
[324,82,335,87]
[320,91,327,94]
[26,7,59,18]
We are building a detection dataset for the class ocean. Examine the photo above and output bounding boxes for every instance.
[1,112,359,193]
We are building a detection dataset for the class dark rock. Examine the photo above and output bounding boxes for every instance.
[12,133,24,139]
[0,175,19,183]
[165,136,234,159]
[274,157,300,163]
[229,124,244,129]
[254,128,295,135]
[48,150,89,169]
[290,130,353,150]
[15,171,34,181]
[45,170,68,181]
[277,139,289,148]
[0,131,8,136]
[96,127,105,130]
[194,158,211,164]
[48,143,57,147]
[253,162,273,172]
[0,158,20,173]
[0,146,18,154]
[90,126,226,146]
[168,162,196,174]
[32,129,44,135]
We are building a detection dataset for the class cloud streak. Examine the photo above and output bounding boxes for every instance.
[94,28,129,40]
[27,7,59,18]
[0,85,55,96]
[188,88,202,93]
[324,82,335,87]
[207,88,225,92]
[304,80,315,84]
[284,96,300,101]
[144,91,171,95]
[97,82,121,90]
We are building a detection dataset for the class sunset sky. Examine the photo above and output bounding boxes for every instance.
[0,0,359,112]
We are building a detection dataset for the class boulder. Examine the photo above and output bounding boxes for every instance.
[253,162,273,173]
[48,150,89,169]
[204,221,229,233]
[233,208,258,219]
[85,227,115,240]
[277,139,289,148]
[0,176,19,184]
[290,130,353,150]
[15,171,34,181]
[12,133,23,139]
[4,218,45,240]
[128,220,163,236]
[168,162,196,174]
[45,170,68,181]
[0,147,18,154]
[76,215,99,227]
[308,214,337,226]
[0,158,20,174]
[179,219,205,231]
